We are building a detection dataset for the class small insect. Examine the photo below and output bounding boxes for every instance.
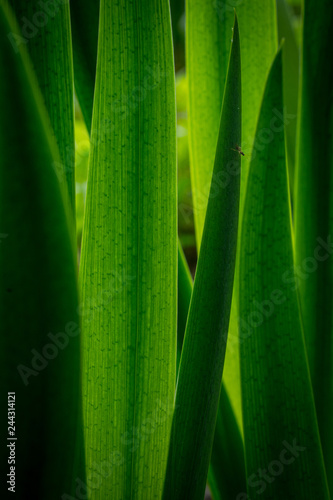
[231,144,245,156]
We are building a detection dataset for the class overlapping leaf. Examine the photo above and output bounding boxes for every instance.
[240,47,329,499]
[177,242,246,500]
[294,0,333,491]
[0,4,83,498]
[187,0,277,247]
[276,0,299,192]
[7,0,75,209]
[163,15,241,499]
[186,0,278,442]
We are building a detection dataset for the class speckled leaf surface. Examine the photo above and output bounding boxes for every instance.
[79,1,177,498]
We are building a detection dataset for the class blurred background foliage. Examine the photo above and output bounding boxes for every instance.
[75,0,301,273]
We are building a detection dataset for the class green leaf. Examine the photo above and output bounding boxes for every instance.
[187,0,277,247]
[70,0,195,451]
[70,0,190,378]
[71,6,243,493]
[186,0,277,441]
[224,1,278,439]
[186,0,234,248]
[79,1,177,498]
[0,3,83,498]
[276,0,299,193]
[177,241,193,371]
[163,15,241,499]
[177,243,246,500]
[239,47,329,499]
[294,0,333,491]
[237,0,277,173]
[7,0,75,209]
[207,385,246,500]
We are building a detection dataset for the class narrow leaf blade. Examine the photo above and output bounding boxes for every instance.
[294,0,333,489]
[177,243,246,500]
[164,15,241,499]
[240,47,329,499]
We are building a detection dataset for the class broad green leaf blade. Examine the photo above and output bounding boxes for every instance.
[177,243,246,500]
[7,0,75,209]
[70,0,99,132]
[276,0,299,193]
[69,0,202,383]
[294,0,333,490]
[240,48,329,499]
[163,15,241,499]
[69,0,191,388]
[70,0,190,366]
[70,0,197,449]
[79,1,177,498]
[69,0,201,362]
[0,4,83,498]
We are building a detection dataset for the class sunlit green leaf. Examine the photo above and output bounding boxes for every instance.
[79,1,177,498]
